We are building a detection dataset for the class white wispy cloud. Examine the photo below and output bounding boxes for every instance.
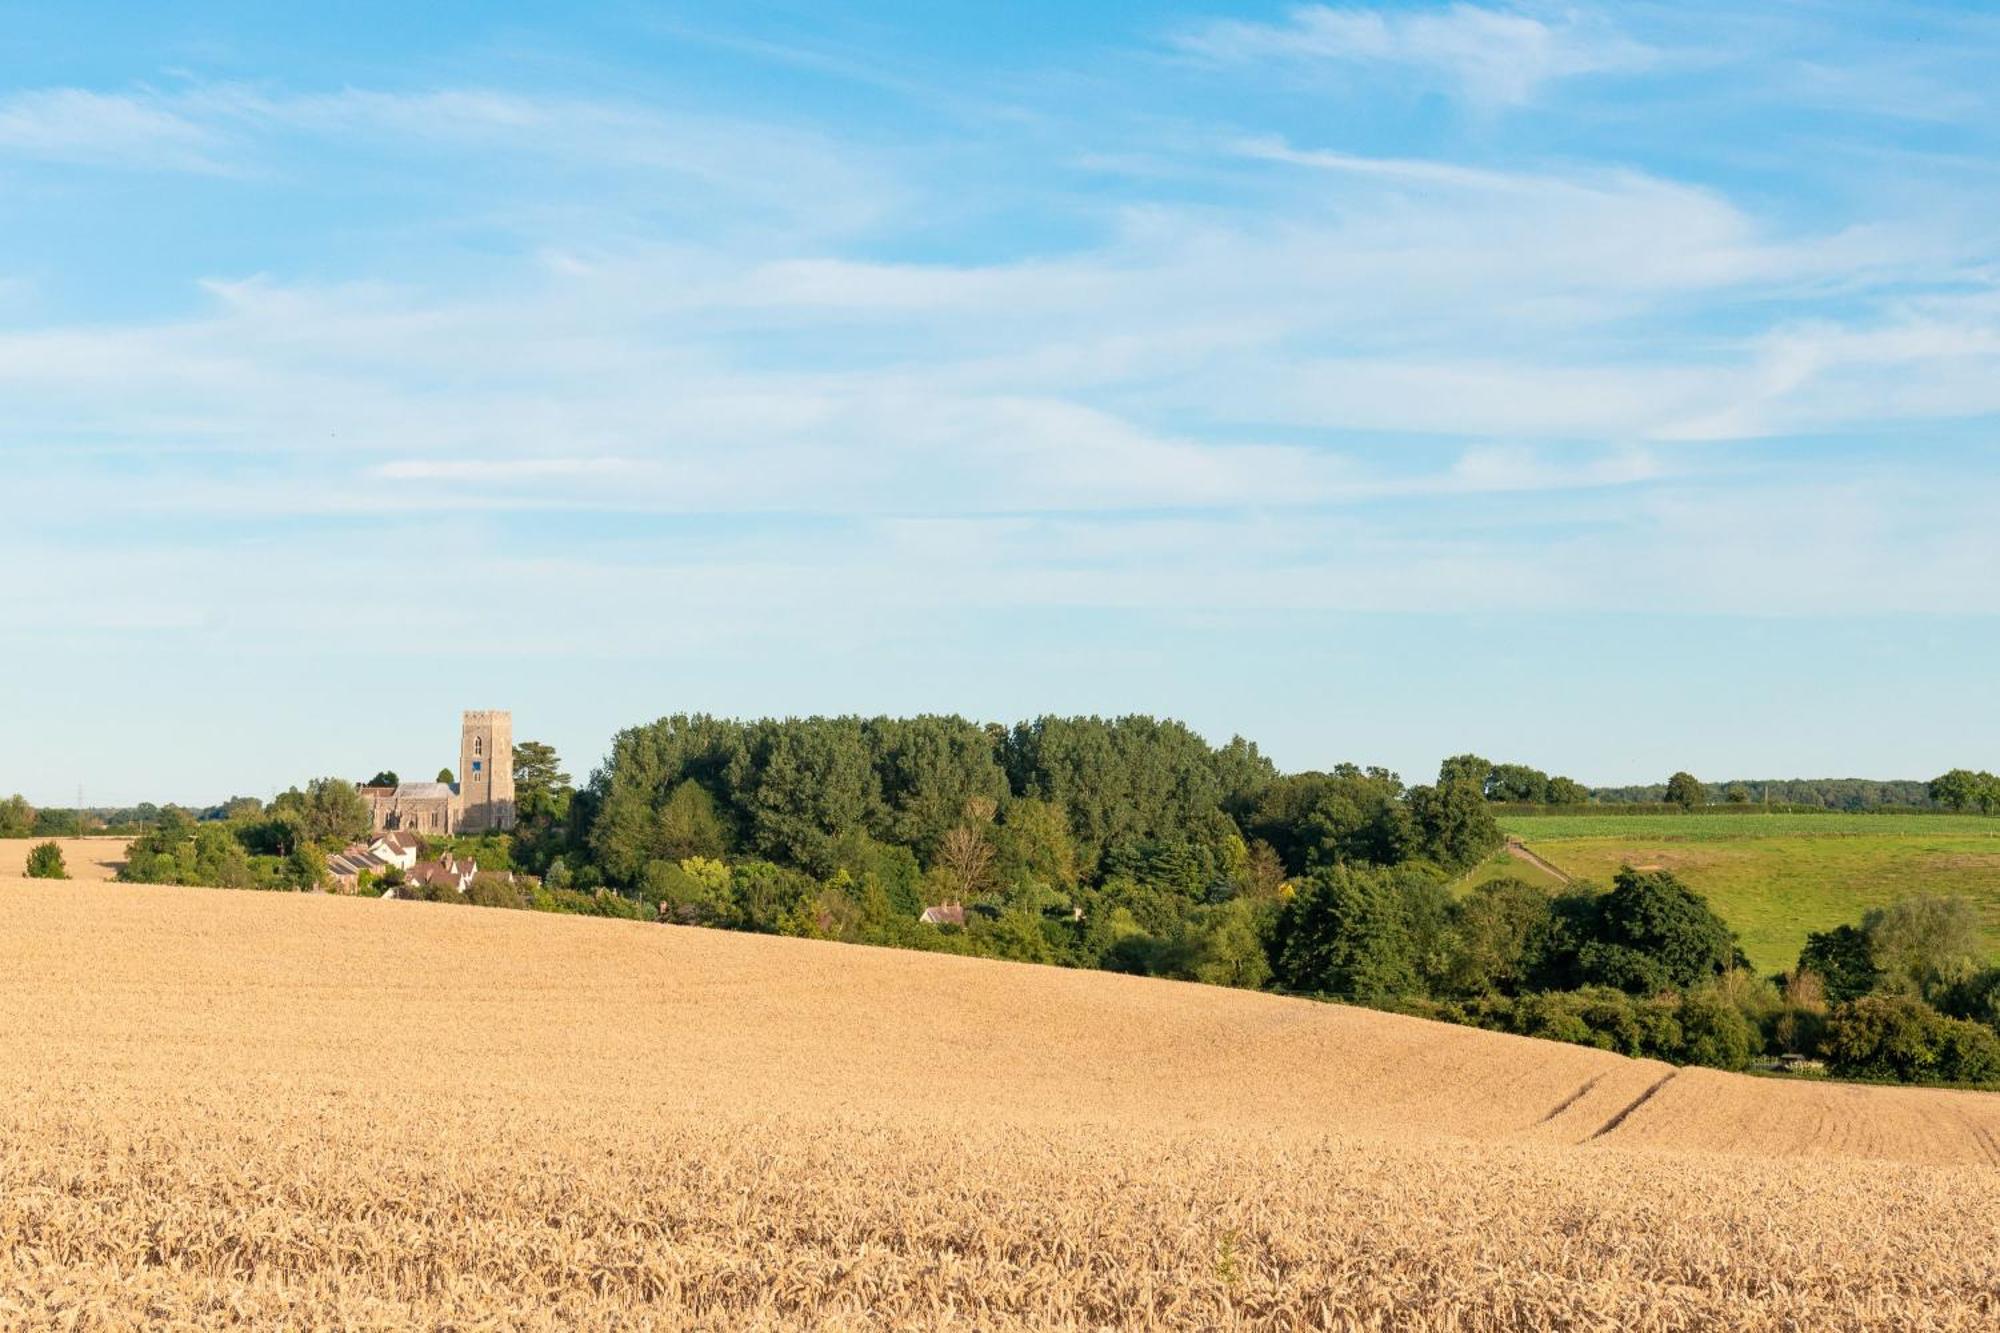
[1171,3,1652,106]
[0,83,892,237]
[0,88,226,171]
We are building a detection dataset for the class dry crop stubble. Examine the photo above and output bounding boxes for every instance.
[3,878,2000,1329]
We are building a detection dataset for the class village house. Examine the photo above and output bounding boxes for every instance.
[395,855,481,897]
[918,902,966,926]
[324,831,424,892]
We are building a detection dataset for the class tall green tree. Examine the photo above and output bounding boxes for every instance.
[1929,769,1998,814]
[269,778,372,850]
[1485,763,1550,803]
[1003,715,1233,879]
[1544,776,1589,806]
[866,715,1008,861]
[1445,877,1552,996]
[738,717,883,875]
[1585,868,1737,993]
[512,741,573,823]
[1245,767,1412,874]
[1799,924,1880,1003]
[1863,895,1981,999]
[1664,771,1705,810]
[1406,780,1500,871]
[1268,865,1441,1001]
[0,794,34,838]
[1437,754,1494,791]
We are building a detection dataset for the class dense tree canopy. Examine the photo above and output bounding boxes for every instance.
[82,709,2000,1090]
[1930,769,2000,815]
[0,795,34,838]
[1664,772,1705,810]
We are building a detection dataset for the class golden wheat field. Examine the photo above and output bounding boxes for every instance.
[0,837,127,882]
[4,878,2000,1329]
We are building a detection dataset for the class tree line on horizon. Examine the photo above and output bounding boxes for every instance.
[12,713,1996,1088]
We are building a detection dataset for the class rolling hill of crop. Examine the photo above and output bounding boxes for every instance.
[0,835,127,882]
[4,874,2000,1328]
[1495,812,2000,973]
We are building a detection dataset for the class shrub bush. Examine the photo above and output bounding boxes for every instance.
[24,841,67,880]
[1822,995,2000,1084]
[1675,988,1757,1071]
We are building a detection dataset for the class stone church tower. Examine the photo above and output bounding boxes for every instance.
[457,710,516,832]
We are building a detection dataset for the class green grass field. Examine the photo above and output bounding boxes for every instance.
[1494,812,2000,974]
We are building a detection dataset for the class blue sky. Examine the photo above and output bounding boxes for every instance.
[4,0,2000,804]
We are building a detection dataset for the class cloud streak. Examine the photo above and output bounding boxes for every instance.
[1171,3,1652,107]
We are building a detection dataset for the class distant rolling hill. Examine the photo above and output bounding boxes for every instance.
[1492,811,2000,972]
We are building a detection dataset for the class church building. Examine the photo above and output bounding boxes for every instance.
[358,710,517,835]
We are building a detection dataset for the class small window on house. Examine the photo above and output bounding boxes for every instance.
[472,761,483,775]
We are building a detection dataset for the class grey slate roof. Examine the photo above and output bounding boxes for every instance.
[392,782,454,800]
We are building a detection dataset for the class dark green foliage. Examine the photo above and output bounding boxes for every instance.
[1937,967,2000,1029]
[1444,877,1552,996]
[267,779,372,851]
[122,817,258,888]
[738,717,882,874]
[0,794,34,838]
[1929,768,2000,814]
[1800,924,1880,1003]
[728,859,820,933]
[1406,780,1501,871]
[1674,988,1757,1071]
[656,780,730,862]
[364,771,399,788]
[1004,715,1238,880]
[1521,871,1738,996]
[1211,735,1279,822]
[527,885,652,920]
[1245,767,1411,874]
[1437,754,1494,792]
[24,841,67,879]
[1440,989,1687,1062]
[1543,777,1589,806]
[589,715,752,883]
[1485,763,1549,804]
[1588,869,1737,992]
[1823,996,2000,1084]
[867,716,1009,861]
[286,845,328,891]
[512,742,571,821]
[1268,866,1445,1002]
[990,798,1079,895]
[1587,778,1936,810]
[31,808,83,837]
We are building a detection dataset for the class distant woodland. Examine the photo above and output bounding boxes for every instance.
[7,716,1999,1087]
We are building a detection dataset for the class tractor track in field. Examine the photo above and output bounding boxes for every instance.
[1504,838,1575,885]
